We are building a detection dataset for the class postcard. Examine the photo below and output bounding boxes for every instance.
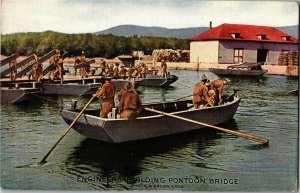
[1,0,298,192]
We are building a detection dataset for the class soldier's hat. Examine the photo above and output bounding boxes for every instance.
[124,82,134,91]
[32,64,38,70]
[201,74,208,81]
[225,78,231,83]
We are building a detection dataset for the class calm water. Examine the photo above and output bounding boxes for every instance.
[1,70,298,191]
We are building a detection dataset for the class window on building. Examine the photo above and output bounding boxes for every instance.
[230,33,241,38]
[234,48,244,63]
[257,34,267,40]
[282,36,291,41]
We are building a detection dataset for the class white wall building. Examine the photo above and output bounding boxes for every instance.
[190,23,299,65]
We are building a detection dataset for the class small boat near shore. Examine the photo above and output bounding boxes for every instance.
[41,78,102,96]
[0,87,40,104]
[0,81,41,104]
[209,62,268,76]
[134,74,178,87]
[61,96,241,143]
[109,74,178,88]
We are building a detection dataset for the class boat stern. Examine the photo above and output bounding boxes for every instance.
[61,109,115,143]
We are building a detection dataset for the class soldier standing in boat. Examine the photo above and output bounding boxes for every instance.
[161,58,168,78]
[119,64,127,79]
[193,74,213,108]
[141,63,148,78]
[9,59,17,81]
[127,64,135,79]
[80,51,89,78]
[93,77,116,118]
[113,63,119,77]
[99,59,106,76]
[53,49,64,84]
[118,82,142,120]
[29,63,44,82]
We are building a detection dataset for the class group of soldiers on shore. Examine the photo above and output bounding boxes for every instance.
[10,50,170,83]
[25,49,66,84]
[94,58,169,79]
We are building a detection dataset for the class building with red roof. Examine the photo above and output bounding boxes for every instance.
[189,23,298,64]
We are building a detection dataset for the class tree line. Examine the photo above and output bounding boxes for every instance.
[1,31,189,58]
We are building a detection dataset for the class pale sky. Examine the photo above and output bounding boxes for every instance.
[1,0,299,34]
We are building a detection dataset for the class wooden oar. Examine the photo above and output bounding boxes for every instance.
[144,107,269,145]
[40,96,95,163]
[175,94,194,101]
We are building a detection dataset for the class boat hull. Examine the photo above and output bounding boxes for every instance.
[135,75,178,87]
[209,68,267,76]
[41,82,101,96]
[0,88,40,104]
[61,97,240,143]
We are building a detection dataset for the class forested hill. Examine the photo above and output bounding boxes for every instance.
[1,25,297,58]
[95,24,299,39]
[1,32,189,57]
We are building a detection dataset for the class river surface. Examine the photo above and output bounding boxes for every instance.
[1,70,298,191]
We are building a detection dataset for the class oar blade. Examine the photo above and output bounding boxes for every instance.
[144,107,269,145]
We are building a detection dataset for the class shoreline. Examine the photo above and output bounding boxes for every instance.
[1,55,298,77]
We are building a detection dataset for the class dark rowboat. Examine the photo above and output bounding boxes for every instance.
[61,96,240,143]
[111,75,178,88]
[209,62,267,76]
[134,74,178,87]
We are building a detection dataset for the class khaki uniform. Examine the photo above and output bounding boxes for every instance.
[208,89,216,106]
[113,64,119,77]
[141,65,148,78]
[119,66,127,78]
[80,54,90,77]
[208,79,229,105]
[53,55,64,83]
[119,89,142,120]
[128,66,135,78]
[137,66,142,78]
[193,82,212,108]
[161,60,167,78]
[107,64,114,76]
[93,81,116,118]
[9,59,17,81]
[99,60,106,76]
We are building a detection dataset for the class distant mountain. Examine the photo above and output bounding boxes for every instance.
[275,25,299,38]
[95,25,209,39]
[95,24,299,39]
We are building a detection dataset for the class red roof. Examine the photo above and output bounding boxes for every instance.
[190,23,298,44]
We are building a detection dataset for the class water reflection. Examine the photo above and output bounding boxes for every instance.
[64,127,228,179]
[244,143,270,150]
